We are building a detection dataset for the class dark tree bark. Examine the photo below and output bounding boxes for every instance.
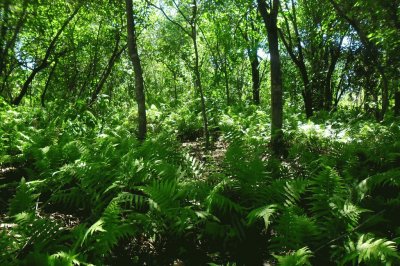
[250,54,261,105]
[78,21,103,99]
[191,0,210,149]
[395,88,400,117]
[125,0,147,141]
[0,0,11,77]
[90,32,125,105]
[240,21,261,105]
[324,41,343,111]
[41,61,58,107]
[258,0,284,156]
[1,0,28,95]
[223,60,230,106]
[329,0,389,120]
[12,4,81,105]
[278,1,313,118]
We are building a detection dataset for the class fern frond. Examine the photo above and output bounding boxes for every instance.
[81,219,106,246]
[247,204,278,230]
[342,234,399,265]
[206,192,243,214]
[283,179,309,207]
[364,169,400,191]
[308,166,348,218]
[49,251,83,266]
[271,207,319,251]
[81,200,135,254]
[141,179,180,211]
[273,247,313,266]
[8,177,38,216]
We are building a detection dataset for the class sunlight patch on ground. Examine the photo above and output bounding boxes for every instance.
[298,121,352,143]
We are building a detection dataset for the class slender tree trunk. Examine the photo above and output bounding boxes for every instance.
[78,21,103,99]
[223,62,230,106]
[379,68,389,120]
[12,4,81,105]
[329,0,388,120]
[90,34,125,105]
[173,72,178,103]
[395,90,400,117]
[1,0,28,96]
[258,0,284,156]
[191,0,210,149]
[125,0,147,141]
[241,24,261,105]
[0,0,11,77]
[278,28,313,117]
[250,54,261,105]
[41,61,58,107]
[324,45,342,111]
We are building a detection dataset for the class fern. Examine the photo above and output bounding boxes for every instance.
[271,207,320,251]
[8,178,38,216]
[142,179,180,211]
[205,178,243,215]
[341,234,399,265]
[247,204,277,230]
[283,178,309,207]
[81,200,135,256]
[308,166,348,217]
[273,247,313,266]
[49,251,86,266]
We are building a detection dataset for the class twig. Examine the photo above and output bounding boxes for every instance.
[314,209,386,253]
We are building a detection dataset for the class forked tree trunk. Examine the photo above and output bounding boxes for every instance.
[125,0,147,141]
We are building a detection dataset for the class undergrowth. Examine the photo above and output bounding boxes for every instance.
[1,100,399,265]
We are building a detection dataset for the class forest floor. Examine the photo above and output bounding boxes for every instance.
[1,103,400,265]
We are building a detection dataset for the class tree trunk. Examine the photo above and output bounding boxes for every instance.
[1,0,28,95]
[395,90,400,117]
[379,67,389,121]
[41,61,58,107]
[90,34,125,105]
[278,25,313,117]
[329,0,388,120]
[125,0,147,141]
[250,54,261,105]
[191,0,210,149]
[12,4,81,105]
[304,83,313,118]
[324,45,342,111]
[0,0,11,77]
[223,62,230,106]
[258,0,284,156]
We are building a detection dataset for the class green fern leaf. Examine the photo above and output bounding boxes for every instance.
[247,204,278,230]
[273,247,313,266]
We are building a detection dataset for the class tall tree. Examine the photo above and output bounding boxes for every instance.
[125,0,147,141]
[329,0,390,120]
[149,0,210,148]
[257,0,284,155]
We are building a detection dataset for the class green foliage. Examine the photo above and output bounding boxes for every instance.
[340,234,399,265]
[2,91,400,265]
[1,0,400,263]
[8,178,37,216]
[273,247,313,266]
